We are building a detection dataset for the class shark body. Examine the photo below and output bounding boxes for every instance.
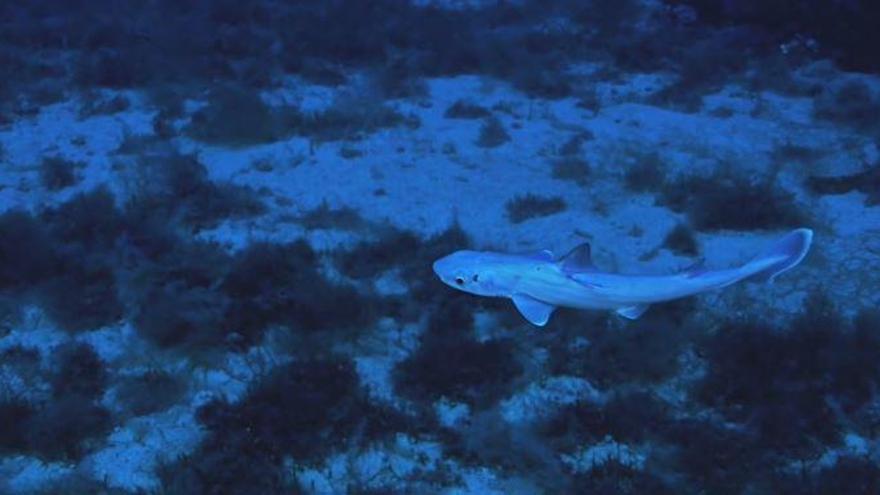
[432,228,813,326]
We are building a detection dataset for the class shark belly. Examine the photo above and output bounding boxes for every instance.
[513,265,744,315]
[566,272,719,306]
[513,270,620,310]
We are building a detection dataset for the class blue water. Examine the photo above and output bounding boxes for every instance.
[0,1,879,493]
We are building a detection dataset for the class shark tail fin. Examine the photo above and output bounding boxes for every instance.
[744,228,813,284]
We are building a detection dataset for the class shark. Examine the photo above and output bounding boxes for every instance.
[432,228,813,326]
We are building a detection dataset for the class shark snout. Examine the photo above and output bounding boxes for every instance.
[432,254,457,284]
[432,250,481,289]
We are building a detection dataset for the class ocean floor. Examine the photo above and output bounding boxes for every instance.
[1,1,880,494]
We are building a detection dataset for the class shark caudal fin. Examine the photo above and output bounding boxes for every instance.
[743,228,813,284]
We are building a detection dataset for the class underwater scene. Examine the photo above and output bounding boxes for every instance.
[0,1,879,493]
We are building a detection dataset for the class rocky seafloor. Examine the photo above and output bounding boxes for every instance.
[0,1,879,493]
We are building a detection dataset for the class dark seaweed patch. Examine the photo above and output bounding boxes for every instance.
[572,459,675,495]
[658,173,806,231]
[623,152,665,193]
[0,399,33,454]
[506,194,567,224]
[221,241,380,342]
[187,87,404,144]
[295,202,367,231]
[441,410,563,486]
[157,436,289,495]
[49,342,108,400]
[393,296,523,408]
[541,390,670,450]
[74,48,153,89]
[444,100,491,119]
[813,80,880,131]
[551,157,591,186]
[79,93,131,118]
[662,419,764,494]
[696,294,880,457]
[186,86,293,146]
[476,116,510,148]
[807,165,880,206]
[296,98,407,142]
[650,34,749,112]
[335,222,471,306]
[115,370,187,417]
[39,156,82,191]
[676,1,880,73]
[159,356,412,493]
[337,230,423,281]
[0,344,113,462]
[38,257,125,333]
[546,299,696,387]
[133,283,229,349]
[130,152,265,230]
[42,187,124,253]
[558,132,593,156]
[662,223,699,256]
[0,210,57,291]
[24,395,113,461]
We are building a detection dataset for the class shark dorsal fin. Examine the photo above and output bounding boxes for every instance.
[682,258,707,278]
[559,242,596,272]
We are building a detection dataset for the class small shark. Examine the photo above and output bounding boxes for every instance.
[433,228,813,326]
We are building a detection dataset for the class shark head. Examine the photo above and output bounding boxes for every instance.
[432,250,509,297]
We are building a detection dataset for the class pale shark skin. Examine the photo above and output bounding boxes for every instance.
[432,228,813,326]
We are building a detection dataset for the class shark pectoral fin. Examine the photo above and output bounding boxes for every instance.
[511,294,555,327]
[615,304,650,320]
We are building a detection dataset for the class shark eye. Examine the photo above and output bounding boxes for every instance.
[454,276,465,285]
